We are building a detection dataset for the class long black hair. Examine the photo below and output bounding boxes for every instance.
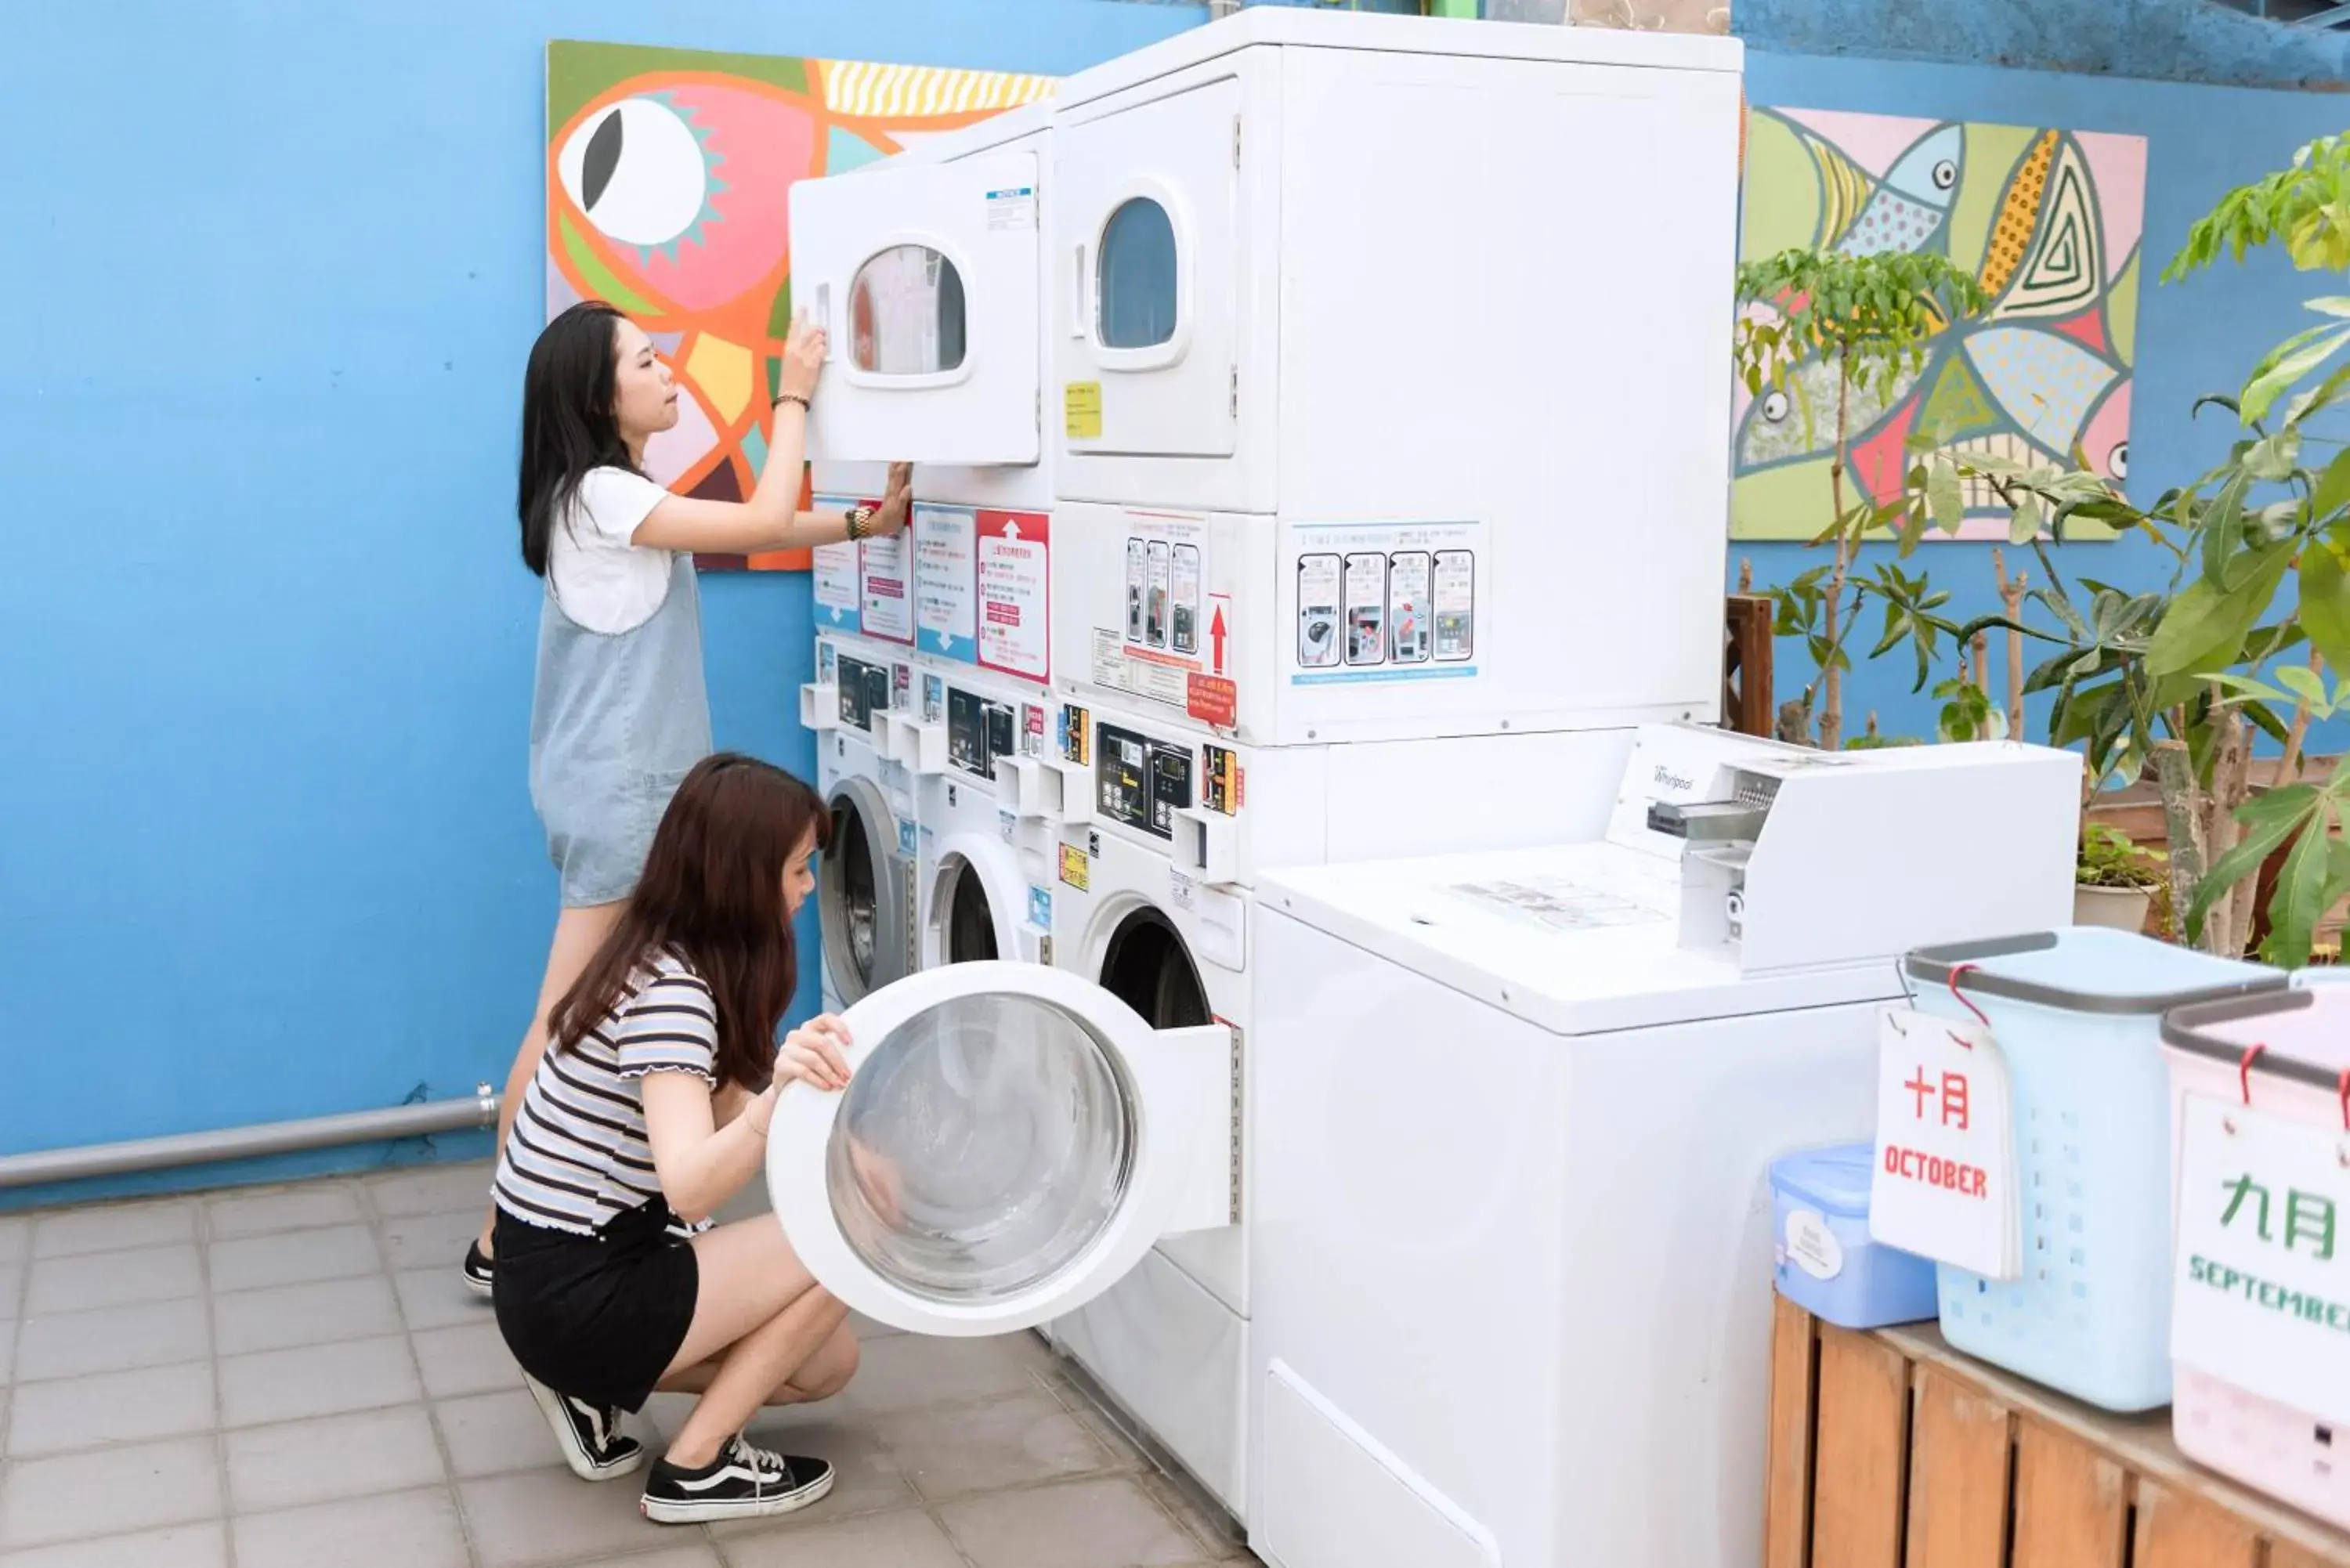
[518,300,637,577]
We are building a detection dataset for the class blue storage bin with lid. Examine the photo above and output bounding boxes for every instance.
[1903,929,2283,1412]
[1771,1143,1938,1329]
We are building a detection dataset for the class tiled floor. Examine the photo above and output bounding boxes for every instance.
[0,1162,1256,1567]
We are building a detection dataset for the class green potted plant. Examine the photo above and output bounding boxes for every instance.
[1733,247,1990,750]
[1905,134,2350,963]
[2074,822,2166,932]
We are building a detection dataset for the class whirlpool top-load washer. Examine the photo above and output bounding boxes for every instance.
[1242,733,2081,1568]
[803,632,920,1015]
[1031,695,1647,1517]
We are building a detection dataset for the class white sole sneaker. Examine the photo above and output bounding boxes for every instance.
[522,1373,645,1481]
[639,1454,834,1523]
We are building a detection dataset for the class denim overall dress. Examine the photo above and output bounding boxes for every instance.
[529,552,713,907]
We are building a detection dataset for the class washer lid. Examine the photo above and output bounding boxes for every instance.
[767,961,1228,1336]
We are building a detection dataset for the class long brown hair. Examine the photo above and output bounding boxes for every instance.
[549,753,830,1090]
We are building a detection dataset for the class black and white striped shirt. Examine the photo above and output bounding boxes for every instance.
[493,952,721,1236]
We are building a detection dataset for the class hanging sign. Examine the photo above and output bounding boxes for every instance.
[1867,1006,2020,1280]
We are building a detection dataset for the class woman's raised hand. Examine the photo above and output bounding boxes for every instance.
[779,312,827,403]
[871,462,914,536]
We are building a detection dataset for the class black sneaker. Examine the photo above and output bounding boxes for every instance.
[461,1241,494,1299]
[522,1372,645,1481]
[640,1435,834,1524]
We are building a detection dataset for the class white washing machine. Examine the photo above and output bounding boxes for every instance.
[1036,693,1641,1516]
[1242,733,2083,1568]
[803,631,921,1015]
[1042,12,1744,745]
[895,655,1060,971]
[799,103,1067,984]
[790,13,1748,751]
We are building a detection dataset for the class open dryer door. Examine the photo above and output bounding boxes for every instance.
[767,962,1231,1337]
[790,150,1043,467]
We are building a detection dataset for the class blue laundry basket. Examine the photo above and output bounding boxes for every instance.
[1903,930,2283,1412]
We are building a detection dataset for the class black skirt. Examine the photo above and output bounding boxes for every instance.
[492,1198,701,1412]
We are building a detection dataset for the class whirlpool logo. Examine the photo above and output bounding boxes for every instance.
[1652,765,1696,793]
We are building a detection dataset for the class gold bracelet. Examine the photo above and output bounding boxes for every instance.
[773,392,809,413]
[846,504,875,542]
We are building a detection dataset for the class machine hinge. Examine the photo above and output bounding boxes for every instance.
[1229,367,1238,419]
[1231,114,1242,169]
[1227,1021,1245,1227]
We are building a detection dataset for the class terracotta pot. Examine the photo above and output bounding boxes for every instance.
[2073,883,2153,933]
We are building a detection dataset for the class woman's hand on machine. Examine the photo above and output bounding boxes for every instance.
[777,312,826,403]
[870,462,913,537]
[773,1015,854,1096]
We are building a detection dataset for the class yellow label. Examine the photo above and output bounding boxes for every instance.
[1064,381,1103,439]
[1058,844,1091,892]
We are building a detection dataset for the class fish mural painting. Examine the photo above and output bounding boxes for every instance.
[546,42,1056,570]
[1732,108,2147,542]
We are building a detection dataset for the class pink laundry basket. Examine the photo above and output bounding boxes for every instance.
[2162,986,2350,1526]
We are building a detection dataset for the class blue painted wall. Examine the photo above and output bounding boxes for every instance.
[1740,0,2350,89]
[0,0,1205,1207]
[1737,49,2350,747]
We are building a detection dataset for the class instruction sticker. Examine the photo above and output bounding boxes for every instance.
[913,503,978,663]
[1448,876,1670,931]
[923,673,945,724]
[810,493,869,634]
[1096,513,1211,713]
[1188,674,1238,730]
[1202,745,1242,815]
[1288,520,1485,686]
[1065,382,1103,440]
[859,533,913,645]
[1027,884,1053,930]
[985,185,1037,232]
[1058,844,1091,892]
[1059,703,1091,767]
[976,510,1050,682]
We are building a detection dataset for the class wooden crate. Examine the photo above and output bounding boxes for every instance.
[1764,1297,2350,1568]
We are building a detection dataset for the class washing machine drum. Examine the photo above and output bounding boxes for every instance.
[822,777,909,1005]
[827,988,1132,1302]
[766,962,1222,1337]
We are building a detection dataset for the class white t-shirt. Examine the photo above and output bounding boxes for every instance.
[547,467,678,634]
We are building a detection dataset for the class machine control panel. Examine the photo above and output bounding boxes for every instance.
[1097,723,1193,840]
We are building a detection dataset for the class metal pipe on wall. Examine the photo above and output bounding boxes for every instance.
[0,1085,499,1192]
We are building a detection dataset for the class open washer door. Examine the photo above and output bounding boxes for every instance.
[767,961,1230,1337]
[821,775,914,1006]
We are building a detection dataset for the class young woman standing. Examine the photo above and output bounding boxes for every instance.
[468,300,909,1292]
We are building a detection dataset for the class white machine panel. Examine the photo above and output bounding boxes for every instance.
[1055,66,1257,473]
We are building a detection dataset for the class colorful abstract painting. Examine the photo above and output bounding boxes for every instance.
[546,42,1055,570]
[1733,109,2147,542]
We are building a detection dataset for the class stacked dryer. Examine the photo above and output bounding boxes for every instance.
[791,9,1744,1525]
[806,102,1065,984]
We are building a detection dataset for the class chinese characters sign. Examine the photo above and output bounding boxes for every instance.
[1869,1006,2019,1279]
[2174,1095,2350,1424]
